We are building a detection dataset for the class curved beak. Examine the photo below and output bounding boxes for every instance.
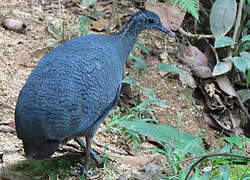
[160,25,174,37]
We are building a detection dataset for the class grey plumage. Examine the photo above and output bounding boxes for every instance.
[15,10,173,169]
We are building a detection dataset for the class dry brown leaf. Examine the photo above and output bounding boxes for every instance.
[91,17,107,32]
[110,15,118,31]
[159,51,169,64]
[145,2,171,30]
[166,0,186,31]
[179,70,197,88]
[181,45,212,78]
[205,83,216,97]
[182,45,208,67]
[216,75,236,97]
[191,64,212,78]
[146,55,159,67]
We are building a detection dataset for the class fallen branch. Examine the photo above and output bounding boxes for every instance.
[93,138,128,155]
[178,27,214,39]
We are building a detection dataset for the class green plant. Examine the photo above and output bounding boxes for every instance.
[171,0,199,21]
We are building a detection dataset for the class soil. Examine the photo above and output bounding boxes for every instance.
[0,0,226,179]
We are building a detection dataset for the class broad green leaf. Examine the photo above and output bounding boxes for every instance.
[140,87,157,99]
[237,89,250,102]
[135,42,150,55]
[210,0,237,38]
[212,61,232,76]
[232,57,249,73]
[157,63,182,74]
[220,144,233,153]
[182,138,203,156]
[122,76,140,85]
[119,121,203,155]
[240,51,250,68]
[214,36,235,48]
[241,34,250,42]
[129,56,146,72]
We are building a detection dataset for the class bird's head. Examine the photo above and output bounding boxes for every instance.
[129,10,173,37]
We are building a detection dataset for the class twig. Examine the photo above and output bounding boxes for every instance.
[93,138,128,155]
[184,153,250,180]
[0,99,15,110]
[236,94,250,120]
[0,125,15,133]
[178,27,214,40]
[208,43,219,63]
[232,0,244,47]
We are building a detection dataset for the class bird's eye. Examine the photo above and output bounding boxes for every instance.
[148,18,155,24]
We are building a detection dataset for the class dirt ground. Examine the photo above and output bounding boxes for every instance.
[0,0,224,179]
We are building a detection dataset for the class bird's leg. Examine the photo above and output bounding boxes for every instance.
[84,136,92,171]
[74,137,99,164]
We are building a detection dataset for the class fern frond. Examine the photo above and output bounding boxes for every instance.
[171,0,199,21]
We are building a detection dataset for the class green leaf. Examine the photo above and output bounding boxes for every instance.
[210,0,237,38]
[232,57,249,73]
[182,138,203,156]
[119,121,203,155]
[220,164,230,180]
[212,61,232,76]
[147,99,169,108]
[140,87,157,99]
[122,76,140,85]
[241,34,250,42]
[170,0,199,21]
[214,36,235,48]
[129,56,147,72]
[157,63,182,74]
[240,52,250,68]
[220,136,250,148]
[237,89,250,102]
[135,42,150,55]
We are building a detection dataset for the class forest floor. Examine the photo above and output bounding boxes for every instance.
[0,0,227,179]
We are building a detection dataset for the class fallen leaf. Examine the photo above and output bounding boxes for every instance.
[216,75,236,97]
[159,51,169,63]
[91,17,107,32]
[204,83,216,97]
[182,45,208,67]
[179,70,197,88]
[124,145,137,156]
[191,64,212,78]
[166,0,186,31]
[145,2,171,30]
[146,55,159,67]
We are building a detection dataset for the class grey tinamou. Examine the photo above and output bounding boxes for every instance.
[15,10,173,170]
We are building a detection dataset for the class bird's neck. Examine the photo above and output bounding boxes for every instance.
[114,21,143,59]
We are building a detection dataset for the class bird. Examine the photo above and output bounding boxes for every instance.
[15,10,173,171]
